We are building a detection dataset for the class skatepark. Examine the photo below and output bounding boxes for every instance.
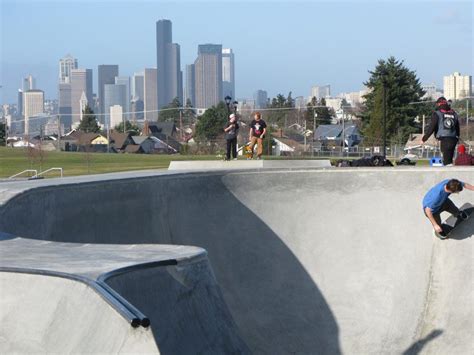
[0,165,473,354]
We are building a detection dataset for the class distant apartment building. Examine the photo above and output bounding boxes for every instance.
[144,68,158,121]
[421,83,443,101]
[311,85,331,100]
[443,72,472,100]
[110,105,123,129]
[70,69,93,125]
[222,48,235,99]
[185,64,195,106]
[156,19,182,108]
[59,54,78,83]
[98,65,119,118]
[194,44,223,109]
[23,90,44,136]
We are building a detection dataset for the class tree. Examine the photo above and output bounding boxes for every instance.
[360,56,425,145]
[0,122,5,145]
[114,120,141,135]
[159,97,181,123]
[195,101,228,141]
[78,105,100,133]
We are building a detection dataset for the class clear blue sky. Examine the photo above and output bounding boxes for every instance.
[1,0,472,103]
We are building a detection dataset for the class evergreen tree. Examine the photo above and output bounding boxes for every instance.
[0,122,5,145]
[114,120,141,135]
[360,56,425,144]
[195,102,228,141]
[78,106,100,133]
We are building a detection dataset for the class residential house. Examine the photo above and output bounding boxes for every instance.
[110,131,133,152]
[126,135,178,154]
[314,123,362,149]
[146,122,181,152]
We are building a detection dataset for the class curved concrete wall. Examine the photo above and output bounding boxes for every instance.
[1,168,473,353]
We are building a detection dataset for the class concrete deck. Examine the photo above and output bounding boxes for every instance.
[0,166,473,354]
[168,159,332,170]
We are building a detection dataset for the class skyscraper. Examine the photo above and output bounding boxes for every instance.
[59,54,78,83]
[115,76,130,120]
[70,69,93,125]
[58,83,72,129]
[185,64,195,106]
[144,68,158,121]
[103,84,127,128]
[156,19,182,108]
[253,90,268,109]
[23,90,44,136]
[98,65,119,119]
[194,44,223,109]
[23,75,36,92]
[443,72,472,100]
[132,72,145,101]
[222,48,235,99]
[17,90,23,116]
[311,85,331,100]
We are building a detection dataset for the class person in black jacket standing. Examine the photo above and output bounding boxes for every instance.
[422,97,460,166]
[224,113,239,160]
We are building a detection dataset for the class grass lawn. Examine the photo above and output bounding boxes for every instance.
[0,147,221,178]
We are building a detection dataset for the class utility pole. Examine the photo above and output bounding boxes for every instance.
[383,84,387,159]
[57,114,61,151]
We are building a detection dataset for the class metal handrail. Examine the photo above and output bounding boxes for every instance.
[37,168,63,178]
[8,170,38,180]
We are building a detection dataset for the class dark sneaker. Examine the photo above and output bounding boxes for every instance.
[433,229,447,240]
[457,211,468,221]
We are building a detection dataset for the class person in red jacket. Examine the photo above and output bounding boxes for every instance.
[454,144,473,166]
[422,97,460,166]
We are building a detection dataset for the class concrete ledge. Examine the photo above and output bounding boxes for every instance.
[168,159,332,171]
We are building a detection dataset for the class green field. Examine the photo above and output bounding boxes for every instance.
[0,147,222,178]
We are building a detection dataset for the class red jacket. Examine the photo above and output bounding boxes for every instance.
[454,153,474,166]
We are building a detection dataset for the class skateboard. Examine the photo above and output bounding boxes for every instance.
[434,203,472,239]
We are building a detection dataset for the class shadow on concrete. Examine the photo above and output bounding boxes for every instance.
[445,206,473,241]
[0,174,341,354]
[402,329,443,355]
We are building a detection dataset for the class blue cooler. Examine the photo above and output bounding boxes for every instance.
[430,157,443,166]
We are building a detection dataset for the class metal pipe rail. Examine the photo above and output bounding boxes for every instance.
[37,168,63,178]
[8,170,38,180]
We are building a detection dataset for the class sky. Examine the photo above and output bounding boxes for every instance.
[0,0,472,103]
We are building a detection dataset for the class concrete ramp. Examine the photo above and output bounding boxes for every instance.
[0,236,248,354]
[168,159,332,170]
[0,168,473,353]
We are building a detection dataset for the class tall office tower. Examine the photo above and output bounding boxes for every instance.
[79,92,88,122]
[115,76,130,120]
[310,85,331,100]
[222,48,235,99]
[17,90,23,116]
[22,75,36,92]
[185,64,195,106]
[144,68,158,121]
[103,84,127,128]
[98,65,119,119]
[58,83,72,129]
[443,72,472,100]
[59,54,78,83]
[70,69,93,125]
[132,72,145,101]
[253,90,268,109]
[23,90,44,136]
[194,44,223,109]
[156,19,182,108]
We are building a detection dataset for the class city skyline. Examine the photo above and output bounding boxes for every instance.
[1,1,472,104]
